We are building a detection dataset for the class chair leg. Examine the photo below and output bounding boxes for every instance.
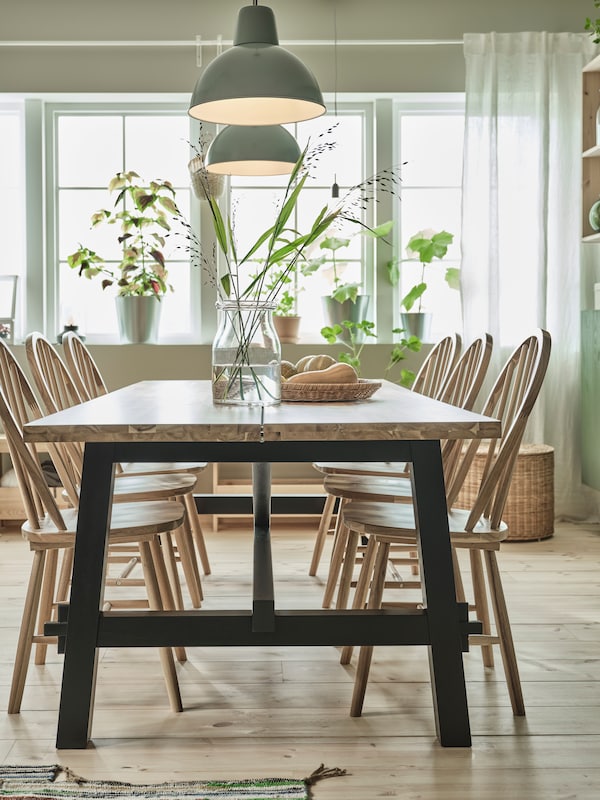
[309,492,336,576]
[350,539,390,717]
[183,491,211,575]
[138,539,183,713]
[8,549,47,714]
[451,547,466,604]
[340,535,378,665]
[56,547,73,604]
[484,550,525,716]
[149,538,187,664]
[335,528,360,611]
[160,531,185,610]
[470,549,494,668]
[34,547,58,665]
[173,516,203,607]
[322,503,349,608]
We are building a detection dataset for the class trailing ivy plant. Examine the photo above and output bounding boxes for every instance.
[320,320,377,375]
[384,328,422,388]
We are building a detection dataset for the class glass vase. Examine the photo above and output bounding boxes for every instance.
[212,300,281,406]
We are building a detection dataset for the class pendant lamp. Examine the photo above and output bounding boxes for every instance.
[205,124,301,176]
[188,3,326,125]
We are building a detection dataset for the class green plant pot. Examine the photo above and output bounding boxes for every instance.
[115,296,162,344]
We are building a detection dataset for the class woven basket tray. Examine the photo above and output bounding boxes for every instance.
[455,443,554,541]
[281,379,382,402]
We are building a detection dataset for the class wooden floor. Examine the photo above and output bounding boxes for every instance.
[0,517,599,798]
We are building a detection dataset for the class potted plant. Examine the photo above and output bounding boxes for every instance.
[67,171,185,343]
[306,220,393,340]
[259,264,303,344]
[387,228,458,342]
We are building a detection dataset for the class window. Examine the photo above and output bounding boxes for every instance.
[50,105,195,341]
[229,107,369,339]
[0,102,26,339]
[2,94,464,345]
[393,98,465,340]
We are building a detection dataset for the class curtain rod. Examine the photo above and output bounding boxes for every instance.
[0,38,464,48]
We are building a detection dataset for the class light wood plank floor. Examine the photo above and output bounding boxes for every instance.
[1,518,599,799]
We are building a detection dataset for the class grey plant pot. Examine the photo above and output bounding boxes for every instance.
[115,295,162,344]
[321,295,370,343]
[399,312,432,343]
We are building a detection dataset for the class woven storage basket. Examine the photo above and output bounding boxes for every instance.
[455,443,554,541]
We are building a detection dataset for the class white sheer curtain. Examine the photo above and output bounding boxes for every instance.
[461,32,598,519]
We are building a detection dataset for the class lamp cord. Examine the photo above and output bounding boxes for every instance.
[331,1,339,198]
[333,1,338,119]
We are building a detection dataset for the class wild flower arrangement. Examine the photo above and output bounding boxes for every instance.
[67,171,184,298]
[182,132,402,404]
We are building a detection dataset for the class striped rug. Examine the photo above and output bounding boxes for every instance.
[0,764,346,800]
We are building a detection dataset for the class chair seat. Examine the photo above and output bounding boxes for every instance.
[113,471,197,500]
[121,462,207,477]
[23,501,185,546]
[314,462,409,477]
[343,500,507,546]
[323,473,412,501]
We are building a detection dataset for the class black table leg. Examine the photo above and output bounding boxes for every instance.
[55,443,115,749]
[252,462,275,632]
[410,440,472,747]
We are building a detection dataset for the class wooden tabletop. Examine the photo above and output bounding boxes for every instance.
[23,380,501,444]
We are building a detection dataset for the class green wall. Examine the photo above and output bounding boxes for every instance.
[0,0,594,94]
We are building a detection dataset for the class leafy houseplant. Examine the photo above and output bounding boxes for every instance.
[387,228,458,341]
[308,219,392,298]
[306,220,393,345]
[68,171,183,298]
[67,171,186,343]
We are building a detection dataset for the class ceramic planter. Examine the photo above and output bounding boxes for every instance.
[115,295,162,344]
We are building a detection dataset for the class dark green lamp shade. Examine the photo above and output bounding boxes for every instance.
[205,125,301,176]
[188,5,325,125]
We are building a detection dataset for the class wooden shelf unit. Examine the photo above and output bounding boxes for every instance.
[582,55,600,239]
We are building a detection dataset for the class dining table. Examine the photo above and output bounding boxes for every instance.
[23,378,501,750]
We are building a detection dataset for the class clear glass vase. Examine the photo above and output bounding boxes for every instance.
[212,300,281,406]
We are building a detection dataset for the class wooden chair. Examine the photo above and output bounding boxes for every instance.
[314,333,492,609]
[309,332,464,578]
[0,347,186,715]
[411,331,462,399]
[24,332,204,610]
[339,329,551,718]
[61,331,210,576]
